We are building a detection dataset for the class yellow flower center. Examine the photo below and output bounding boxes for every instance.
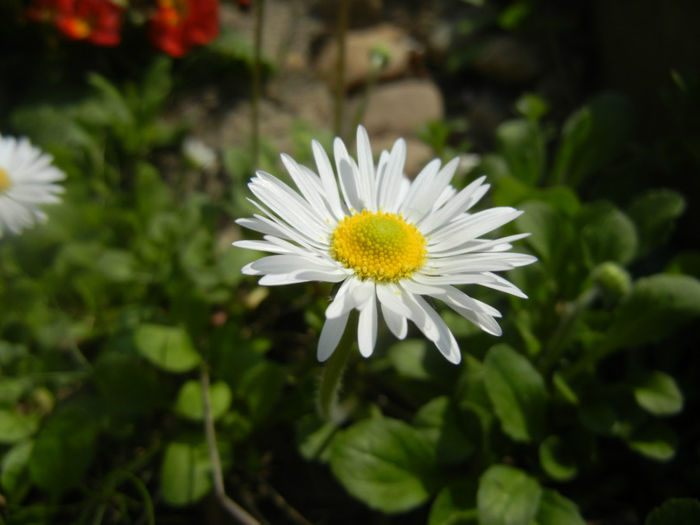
[331,210,427,282]
[0,166,11,193]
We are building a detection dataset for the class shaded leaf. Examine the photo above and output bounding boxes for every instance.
[1,441,33,493]
[29,404,99,494]
[429,479,478,525]
[539,435,578,482]
[160,441,215,506]
[552,92,633,186]
[413,397,477,465]
[626,423,677,462]
[627,189,686,257]
[579,201,638,266]
[605,274,700,351]
[645,498,700,525]
[496,119,546,185]
[483,344,548,442]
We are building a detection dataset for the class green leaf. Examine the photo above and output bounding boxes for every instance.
[429,479,478,525]
[539,435,578,482]
[627,189,686,257]
[633,371,683,416]
[0,409,39,445]
[413,397,477,465]
[626,423,677,462]
[551,92,633,186]
[29,404,99,494]
[388,339,459,382]
[160,440,223,506]
[579,201,638,266]
[174,380,232,422]
[645,498,700,525]
[237,361,286,424]
[330,417,440,513]
[514,201,559,262]
[514,93,550,122]
[534,489,585,525]
[133,324,201,373]
[477,465,542,525]
[605,274,700,351]
[491,175,580,216]
[483,344,548,442]
[496,119,546,185]
[1,441,33,493]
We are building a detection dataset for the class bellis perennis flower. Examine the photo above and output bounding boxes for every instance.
[0,135,65,238]
[235,126,536,364]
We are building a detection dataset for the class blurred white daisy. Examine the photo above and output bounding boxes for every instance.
[235,126,535,364]
[0,135,65,238]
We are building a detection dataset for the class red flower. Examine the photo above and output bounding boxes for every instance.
[149,0,219,58]
[27,0,123,46]
[26,0,61,23]
[54,0,123,46]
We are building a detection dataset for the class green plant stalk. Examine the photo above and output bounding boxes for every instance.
[333,0,349,138]
[538,286,599,374]
[317,328,355,422]
[251,0,265,167]
[201,365,261,525]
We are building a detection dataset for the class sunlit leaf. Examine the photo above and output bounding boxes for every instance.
[0,409,39,445]
[133,324,201,373]
[534,489,585,525]
[477,465,542,525]
[174,380,232,422]
[330,417,440,513]
[1,440,33,493]
[633,371,684,416]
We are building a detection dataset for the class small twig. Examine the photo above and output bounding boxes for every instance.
[258,481,313,525]
[201,365,261,525]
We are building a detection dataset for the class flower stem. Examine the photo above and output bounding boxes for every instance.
[251,0,265,167]
[333,0,349,138]
[317,331,355,422]
[201,365,260,525]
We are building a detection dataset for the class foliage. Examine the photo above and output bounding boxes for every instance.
[2,2,700,524]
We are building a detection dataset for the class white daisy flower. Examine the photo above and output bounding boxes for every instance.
[234,126,536,364]
[0,135,66,238]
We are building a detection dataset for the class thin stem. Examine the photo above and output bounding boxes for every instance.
[317,330,355,422]
[201,365,261,525]
[538,287,598,375]
[333,0,349,138]
[251,0,265,167]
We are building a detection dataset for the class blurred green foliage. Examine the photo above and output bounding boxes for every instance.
[2,1,700,524]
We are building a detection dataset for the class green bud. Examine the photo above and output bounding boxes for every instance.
[594,262,632,301]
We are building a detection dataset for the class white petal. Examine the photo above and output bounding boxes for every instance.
[318,312,350,361]
[381,301,408,339]
[357,285,377,357]
[403,291,462,364]
[280,153,334,222]
[258,268,349,285]
[356,125,377,211]
[427,207,523,252]
[375,282,413,318]
[378,138,407,213]
[430,233,531,257]
[326,278,363,319]
[399,158,442,221]
[334,137,364,212]
[419,176,490,234]
[312,139,346,220]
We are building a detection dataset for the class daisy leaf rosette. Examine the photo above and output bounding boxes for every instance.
[234,126,535,364]
[0,135,66,238]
